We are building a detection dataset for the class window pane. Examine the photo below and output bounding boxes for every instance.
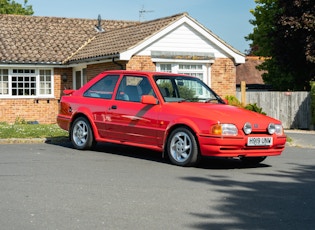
[115,76,154,102]
[84,75,119,99]
[39,69,52,96]
[12,74,37,96]
[160,64,172,72]
[0,69,9,95]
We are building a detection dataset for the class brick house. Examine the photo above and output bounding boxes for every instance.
[0,13,245,124]
[236,56,271,91]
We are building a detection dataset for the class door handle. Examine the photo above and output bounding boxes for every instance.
[111,105,117,109]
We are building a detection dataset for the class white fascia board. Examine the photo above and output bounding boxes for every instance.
[0,63,64,68]
[120,16,245,64]
[151,58,214,64]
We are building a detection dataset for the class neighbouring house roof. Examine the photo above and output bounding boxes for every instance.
[0,14,138,64]
[0,13,244,65]
[236,56,266,85]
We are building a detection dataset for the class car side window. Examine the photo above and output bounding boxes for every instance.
[116,75,155,102]
[155,78,176,101]
[84,75,119,99]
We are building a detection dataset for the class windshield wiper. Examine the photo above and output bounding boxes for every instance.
[205,98,219,103]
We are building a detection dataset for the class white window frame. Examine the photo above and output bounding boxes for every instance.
[0,68,54,99]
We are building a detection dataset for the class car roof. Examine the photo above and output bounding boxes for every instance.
[99,70,192,78]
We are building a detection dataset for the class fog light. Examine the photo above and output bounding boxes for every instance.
[243,122,252,135]
[268,123,276,134]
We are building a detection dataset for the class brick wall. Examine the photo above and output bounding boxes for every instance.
[126,56,156,71]
[86,61,127,81]
[55,68,72,97]
[0,98,60,124]
[211,58,236,98]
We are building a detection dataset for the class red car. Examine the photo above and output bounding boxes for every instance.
[57,70,286,166]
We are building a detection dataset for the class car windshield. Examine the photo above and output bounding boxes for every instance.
[154,75,224,103]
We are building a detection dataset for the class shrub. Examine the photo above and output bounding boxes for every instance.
[245,103,266,115]
[225,95,266,115]
[225,95,243,107]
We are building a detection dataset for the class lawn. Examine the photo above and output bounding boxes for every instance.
[0,123,68,139]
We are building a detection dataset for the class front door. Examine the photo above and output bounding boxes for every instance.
[73,67,87,89]
[106,75,159,147]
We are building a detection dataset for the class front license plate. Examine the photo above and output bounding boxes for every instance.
[247,137,273,146]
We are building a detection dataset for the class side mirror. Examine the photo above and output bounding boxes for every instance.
[141,95,158,105]
[223,99,229,104]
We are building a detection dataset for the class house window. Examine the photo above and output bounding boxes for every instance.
[178,64,204,80]
[156,63,206,82]
[0,68,53,98]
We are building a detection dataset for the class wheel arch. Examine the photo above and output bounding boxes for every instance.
[69,111,99,141]
[163,122,201,157]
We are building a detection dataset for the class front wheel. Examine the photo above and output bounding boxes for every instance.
[70,117,95,150]
[167,127,200,167]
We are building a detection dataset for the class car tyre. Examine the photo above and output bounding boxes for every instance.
[71,117,95,150]
[240,156,267,165]
[167,127,199,166]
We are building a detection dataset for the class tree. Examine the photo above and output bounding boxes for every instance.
[246,0,315,90]
[0,0,33,15]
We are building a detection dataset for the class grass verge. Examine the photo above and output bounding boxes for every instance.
[0,123,68,139]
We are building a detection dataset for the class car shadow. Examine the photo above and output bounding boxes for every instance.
[45,138,271,170]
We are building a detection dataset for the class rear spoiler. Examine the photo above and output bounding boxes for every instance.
[63,89,76,95]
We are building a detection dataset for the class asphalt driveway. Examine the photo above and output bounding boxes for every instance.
[0,142,315,229]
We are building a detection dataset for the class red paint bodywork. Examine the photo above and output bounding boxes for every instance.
[57,70,286,158]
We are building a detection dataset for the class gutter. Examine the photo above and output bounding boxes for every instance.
[112,57,125,70]
[65,54,120,65]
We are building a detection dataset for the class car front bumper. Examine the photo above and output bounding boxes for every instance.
[198,134,286,157]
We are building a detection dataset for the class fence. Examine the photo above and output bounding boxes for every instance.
[236,91,312,130]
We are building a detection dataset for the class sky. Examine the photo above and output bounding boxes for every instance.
[24,0,256,53]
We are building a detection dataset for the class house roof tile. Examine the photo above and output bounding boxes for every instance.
[236,56,266,84]
[66,13,186,63]
[0,14,138,64]
[0,13,242,65]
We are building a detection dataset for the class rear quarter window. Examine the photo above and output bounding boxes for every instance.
[83,75,119,99]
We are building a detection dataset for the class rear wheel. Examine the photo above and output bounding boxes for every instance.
[71,117,95,150]
[240,156,267,165]
[167,127,199,167]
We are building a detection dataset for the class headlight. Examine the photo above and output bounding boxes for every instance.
[211,124,238,136]
[243,122,252,135]
[268,123,283,135]
[275,124,283,135]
